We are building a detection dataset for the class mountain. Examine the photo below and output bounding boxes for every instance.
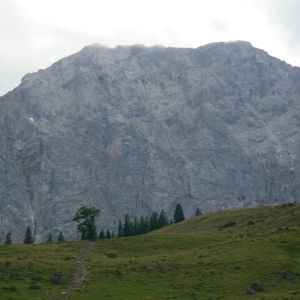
[1,41,300,242]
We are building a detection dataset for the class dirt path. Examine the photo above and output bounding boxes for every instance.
[52,240,95,299]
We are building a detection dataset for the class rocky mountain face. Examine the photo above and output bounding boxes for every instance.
[1,41,300,243]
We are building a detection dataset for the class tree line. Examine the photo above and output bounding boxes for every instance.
[4,227,65,245]
[82,203,188,240]
[3,204,202,244]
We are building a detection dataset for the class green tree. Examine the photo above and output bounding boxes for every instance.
[47,233,53,243]
[123,215,131,237]
[117,221,123,237]
[173,204,185,223]
[57,231,64,242]
[195,207,202,216]
[139,215,149,234]
[149,212,159,231]
[99,228,105,239]
[111,231,115,238]
[4,232,12,245]
[129,221,134,236]
[133,217,139,235]
[79,226,88,240]
[23,226,34,244]
[158,209,169,229]
[106,229,111,239]
[73,206,100,240]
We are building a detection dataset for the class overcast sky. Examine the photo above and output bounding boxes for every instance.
[1,0,300,96]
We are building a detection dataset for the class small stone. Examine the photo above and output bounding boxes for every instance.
[244,287,256,294]
[282,270,295,280]
[51,273,65,284]
[251,282,265,291]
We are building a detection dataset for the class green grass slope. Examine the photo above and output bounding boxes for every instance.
[1,203,300,300]
[0,241,85,299]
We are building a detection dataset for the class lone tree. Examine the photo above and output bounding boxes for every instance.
[5,232,12,245]
[173,203,185,223]
[73,206,100,240]
[23,226,34,244]
[57,231,65,242]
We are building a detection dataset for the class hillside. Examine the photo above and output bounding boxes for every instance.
[1,203,300,299]
[1,41,300,242]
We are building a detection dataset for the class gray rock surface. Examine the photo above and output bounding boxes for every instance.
[1,41,300,242]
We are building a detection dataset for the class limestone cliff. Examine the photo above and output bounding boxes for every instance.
[1,41,300,242]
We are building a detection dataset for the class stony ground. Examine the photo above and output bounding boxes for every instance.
[52,241,95,299]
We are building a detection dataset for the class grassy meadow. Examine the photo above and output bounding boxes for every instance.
[0,241,85,299]
[1,203,300,299]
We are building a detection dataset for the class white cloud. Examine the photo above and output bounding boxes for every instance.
[0,0,299,96]
[209,19,229,33]
[260,0,300,55]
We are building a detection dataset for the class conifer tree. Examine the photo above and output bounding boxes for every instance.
[47,233,53,243]
[173,204,185,223]
[123,215,131,237]
[57,231,65,242]
[129,221,134,236]
[133,217,140,235]
[139,215,148,234]
[195,207,202,216]
[158,209,169,229]
[99,228,105,239]
[106,229,111,239]
[139,216,144,234]
[23,226,34,244]
[4,232,12,245]
[145,215,150,233]
[111,231,115,238]
[117,221,123,237]
[149,212,159,231]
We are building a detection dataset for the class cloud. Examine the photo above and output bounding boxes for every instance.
[0,1,101,95]
[261,0,300,54]
[1,0,300,96]
[209,19,229,33]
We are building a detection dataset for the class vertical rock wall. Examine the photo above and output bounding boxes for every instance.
[1,41,300,242]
